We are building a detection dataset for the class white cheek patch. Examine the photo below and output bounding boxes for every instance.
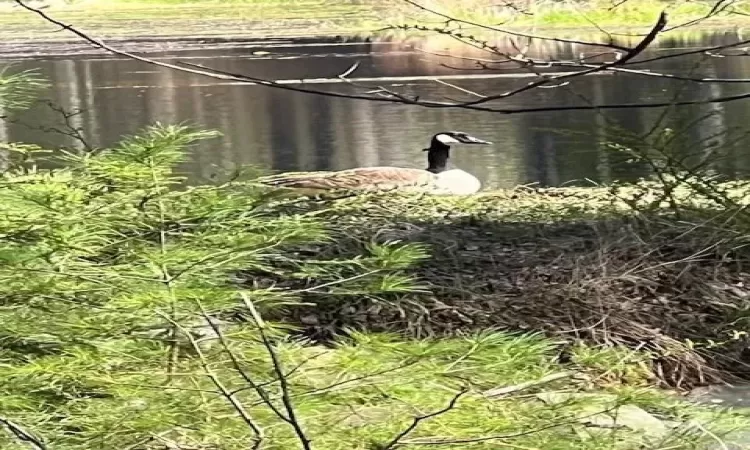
[436,134,460,144]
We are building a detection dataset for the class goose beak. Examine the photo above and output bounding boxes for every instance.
[462,135,493,145]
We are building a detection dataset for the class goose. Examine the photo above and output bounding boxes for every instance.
[260,131,493,195]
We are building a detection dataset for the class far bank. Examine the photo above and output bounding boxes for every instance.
[0,0,748,55]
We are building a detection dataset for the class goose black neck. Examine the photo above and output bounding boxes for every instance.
[426,141,450,174]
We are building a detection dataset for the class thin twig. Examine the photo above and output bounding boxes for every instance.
[483,372,575,398]
[401,0,632,51]
[242,359,421,408]
[190,302,290,424]
[432,78,487,98]
[378,389,468,450]
[401,407,618,445]
[156,311,266,449]
[690,420,730,450]
[15,0,750,115]
[241,292,313,450]
[0,416,47,450]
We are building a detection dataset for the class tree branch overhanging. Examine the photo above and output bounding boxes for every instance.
[398,0,634,52]
[12,0,750,114]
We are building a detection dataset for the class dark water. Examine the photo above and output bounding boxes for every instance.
[2,31,750,189]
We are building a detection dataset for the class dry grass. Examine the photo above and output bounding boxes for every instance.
[242,185,750,390]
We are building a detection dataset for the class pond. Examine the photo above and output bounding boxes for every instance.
[1,30,750,189]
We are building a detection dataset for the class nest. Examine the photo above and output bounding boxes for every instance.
[261,190,750,390]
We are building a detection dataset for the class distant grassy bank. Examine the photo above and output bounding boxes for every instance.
[436,0,750,28]
[0,0,749,43]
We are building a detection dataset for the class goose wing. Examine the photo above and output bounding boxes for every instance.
[260,167,438,192]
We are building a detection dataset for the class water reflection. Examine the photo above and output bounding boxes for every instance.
[2,31,750,188]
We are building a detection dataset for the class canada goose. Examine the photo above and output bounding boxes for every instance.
[261,131,493,195]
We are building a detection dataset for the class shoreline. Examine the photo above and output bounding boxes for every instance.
[0,35,378,60]
[0,1,749,59]
[0,24,745,60]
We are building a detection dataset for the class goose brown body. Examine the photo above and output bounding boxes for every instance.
[263,167,439,192]
[260,131,492,195]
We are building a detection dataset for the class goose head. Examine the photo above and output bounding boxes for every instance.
[424,131,492,174]
[430,131,493,147]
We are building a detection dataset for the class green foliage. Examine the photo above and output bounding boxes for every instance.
[0,123,430,448]
[0,124,742,449]
[600,111,750,217]
[0,67,47,113]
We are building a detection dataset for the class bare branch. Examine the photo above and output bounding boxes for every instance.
[8,1,431,107]
[0,416,47,450]
[188,301,291,429]
[338,61,360,79]
[290,359,420,399]
[609,0,633,10]
[496,1,533,16]
[2,0,633,114]
[414,23,750,87]
[663,0,735,32]
[375,9,666,108]
[240,293,312,450]
[625,36,750,66]
[459,10,667,106]
[46,102,93,152]
[241,359,421,408]
[483,372,575,398]
[2,100,93,152]
[156,311,266,449]
[400,0,631,52]
[401,407,619,445]
[14,0,750,114]
[601,0,735,35]
[378,389,469,450]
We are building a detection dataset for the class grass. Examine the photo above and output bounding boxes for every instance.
[5,329,747,449]
[1,0,750,43]
[0,0,386,41]
[428,0,749,29]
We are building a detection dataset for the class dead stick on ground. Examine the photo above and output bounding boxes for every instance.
[482,371,576,398]
[0,416,47,450]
